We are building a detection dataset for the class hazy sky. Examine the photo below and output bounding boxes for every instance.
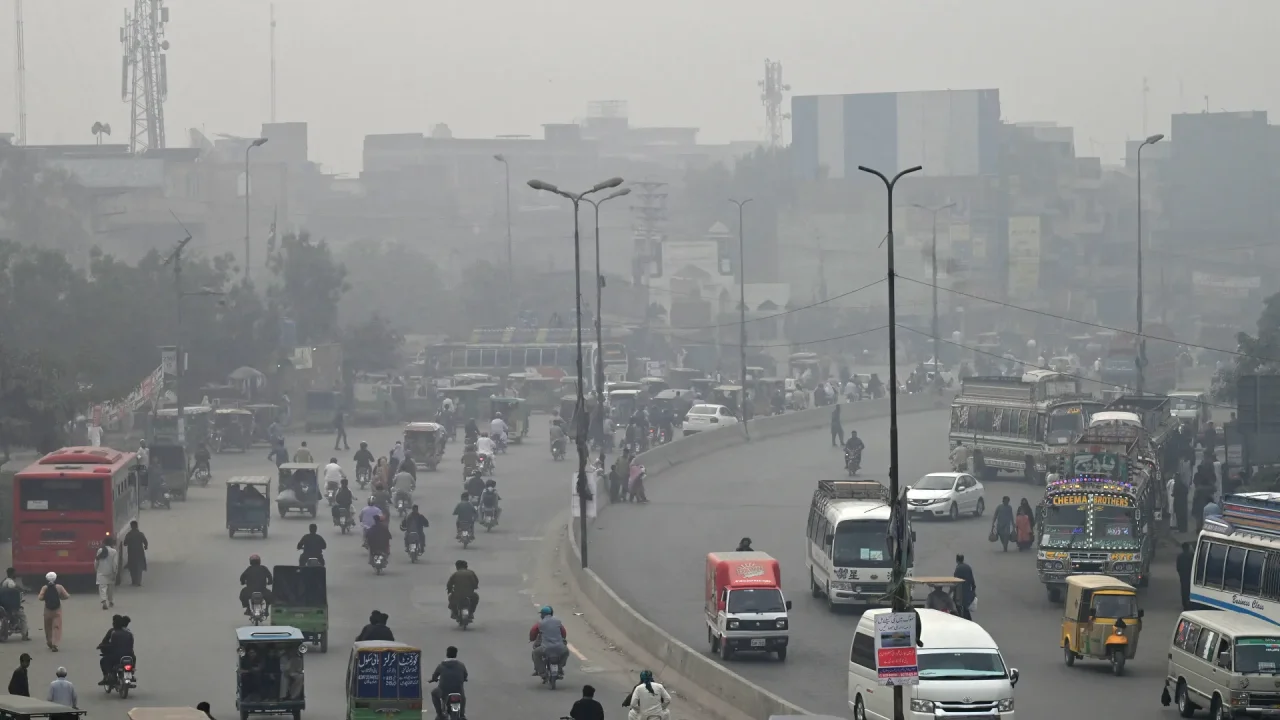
[3,0,1277,174]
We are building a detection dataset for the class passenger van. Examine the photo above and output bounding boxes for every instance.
[848,608,1019,719]
[1165,610,1280,718]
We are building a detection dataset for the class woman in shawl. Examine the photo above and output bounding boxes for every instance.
[1015,498,1035,551]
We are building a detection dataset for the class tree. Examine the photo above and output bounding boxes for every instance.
[1215,290,1280,402]
[0,146,93,255]
[267,231,348,344]
[341,313,404,373]
[0,348,81,457]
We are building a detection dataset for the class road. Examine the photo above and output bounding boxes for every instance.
[590,408,1188,720]
[4,418,654,719]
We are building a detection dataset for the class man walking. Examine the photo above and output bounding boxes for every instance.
[830,404,844,447]
[45,667,77,714]
[7,654,30,696]
[953,554,977,620]
[95,537,119,609]
[334,409,349,451]
[1176,542,1195,610]
[123,520,148,586]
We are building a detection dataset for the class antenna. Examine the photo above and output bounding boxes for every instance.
[759,59,790,148]
[14,0,26,146]
[121,0,171,153]
[1141,76,1149,137]
[269,3,277,123]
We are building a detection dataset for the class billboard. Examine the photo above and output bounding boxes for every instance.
[1192,271,1260,300]
[1007,216,1042,300]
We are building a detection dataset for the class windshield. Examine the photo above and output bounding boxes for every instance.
[1172,399,1196,411]
[726,588,786,614]
[689,406,717,416]
[1043,501,1088,540]
[1048,411,1085,434]
[917,651,1007,680]
[1093,594,1138,618]
[1236,638,1280,674]
[914,475,956,491]
[1103,358,1133,372]
[19,477,105,512]
[1094,504,1137,544]
[833,519,892,568]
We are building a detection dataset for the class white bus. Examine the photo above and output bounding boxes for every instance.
[806,480,914,610]
[1191,493,1280,626]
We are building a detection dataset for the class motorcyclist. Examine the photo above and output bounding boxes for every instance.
[464,418,479,442]
[332,479,354,526]
[359,497,384,546]
[844,431,865,468]
[480,480,501,523]
[353,442,375,483]
[476,433,496,469]
[292,440,314,464]
[429,646,469,719]
[460,442,479,479]
[446,560,479,620]
[97,614,135,686]
[389,441,405,477]
[296,523,327,565]
[400,455,418,490]
[371,482,392,518]
[530,605,569,679]
[623,670,673,720]
[239,555,273,614]
[366,515,393,563]
[400,504,428,553]
[453,492,479,540]
[490,413,508,448]
[549,418,567,455]
[392,467,415,509]
[355,610,395,641]
[463,471,486,502]
[323,457,345,498]
[0,567,24,633]
[192,442,212,479]
[656,406,674,444]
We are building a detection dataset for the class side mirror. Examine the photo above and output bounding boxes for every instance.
[911,531,918,543]
[785,600,793,611]
[1218,651,1231,668]
[1138,609,1145,618]
[1088,609,1097,619]
[1009,668,1019,687]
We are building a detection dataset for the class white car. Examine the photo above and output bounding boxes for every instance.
[906,472,985,520]
[682,404,739,435]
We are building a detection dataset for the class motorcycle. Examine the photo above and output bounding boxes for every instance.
[405,531,423,563]
[371,552,388,575]
[456,605,473,630]
[479,505,498,531]
[325,484,337,506]
[495,435,508,454]
[356,465,371,489]
[844,448,862,476]
[299,555,324,568]
[395,494,411,519]
[149,484,171,510]
[457,523,474,549]
[191,465,212,487]
[248,592,268,626]
[334,506,354,534]
[444,691,464,720]
[0,603,30,642]
[539,648,565,689]
[551,439,566,461]
[478,453,493,477]
[105,656,137,699]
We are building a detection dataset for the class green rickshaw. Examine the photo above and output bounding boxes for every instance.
[214,408,254,453]
[489,397,529,441]
[520,376,560,413]
[150,442,191,501]
[667,367,705,390]
[403,422,444,471]
[304,391,338,433]
[227,476,272,538]
[712,384,744,417]
[345,641,423,720]
[235,626,307,720]
[271,565,328,653]
[277,463,322,518]
[246,404,284,445]
[689,378,717,400]
[152,406,213,450]
[558,395,578,424]
[440,386,480,423]
[0,695,87,720]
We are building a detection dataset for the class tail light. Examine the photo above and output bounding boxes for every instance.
[448,693,462,702]
[123,665,133,671]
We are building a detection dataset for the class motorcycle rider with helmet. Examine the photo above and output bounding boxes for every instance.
[239,555,273,614]
[332,478,354,526]
[530,605,569,679]
[480,479,501,523]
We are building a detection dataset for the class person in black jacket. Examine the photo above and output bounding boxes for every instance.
[355,611,395,642]
[953,554,977,620]
[569,684,605,720]
[97,615,135,685]
[429,646,468,718]
[7,653,30,696]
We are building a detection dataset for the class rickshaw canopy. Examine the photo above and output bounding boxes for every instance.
[0,695,87,718]
[236,625,306,643]
[127,709,210,720]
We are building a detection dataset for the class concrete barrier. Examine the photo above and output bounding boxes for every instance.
[563,393,954,719]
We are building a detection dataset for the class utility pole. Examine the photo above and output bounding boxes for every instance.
[1135,133,1164,396]
[162,232,193,452]
[730,198,754,439]
[14,0,26,146]
[270,4,277,123]
[244,137,268,281]
[584,187,632,469]
[912,203,956,366]
[859,163,922,720]
[493,154,514,316]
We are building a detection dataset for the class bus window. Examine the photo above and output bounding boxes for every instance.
[466,349,482,367]
[1204,543,1228,589]
[1225,546,1249,593]
[451,349,466,367]
[496,349,511,368]
[20,478,106,512]
[1243,550,1266,596]
[557,347,575,366]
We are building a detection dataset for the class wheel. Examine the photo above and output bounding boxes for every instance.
[1138,572,1150,588]
[1047,585,1062,602]
[974,498,986,517]
[319,633,328,654]
[1063,644,1075,666]
[826,583,838,613]
[547,669,557,690]
[776,647,787,661]
[241,711,249,720]
[292,710,301,720]
[1111,650,1126,676]
[308,506,317,518]
[1210,695,1229,720]
[261,527,268,539]
[375,566,384,576]
[119,684,129,699]
[810,572,822,599]
[708,628,719,652]
[719,638,733,661]
[1176,680,1197,717]
[228,528,236,538]
[278,506,287,518]
[949,503,960,521]
[853,695,867,720]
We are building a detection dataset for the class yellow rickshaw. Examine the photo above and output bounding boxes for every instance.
[490,397,529,441]
[1061,574,1144,676]
[404,422,445,471]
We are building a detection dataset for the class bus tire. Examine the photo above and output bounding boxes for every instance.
[972,451,986,477]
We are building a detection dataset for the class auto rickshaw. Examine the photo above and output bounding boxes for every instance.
[127,708,210,720]
[651,389,695,424]
[712,385,744,417]
[1061,574,1144,676]
[520,376,560,413]
[906,576,965,614]
[304,390,339,433]
[345,641,424,720]
[246,404,284,445]
[489,397,529,441]
[235,626,307,720]
[0,695,87,720]
[639,377,669,396]
[149,441,190,501]
[152,406,213,450]
[227,476,272,538]
[214,408,254,453]
[440,386,480,423]
[666,367,705,390]
[689,377,717,400]
[559,395,578,424]
[403,422,444,471]
[277,463,322,518]
[271,565,329,653]
[609,389,643,423]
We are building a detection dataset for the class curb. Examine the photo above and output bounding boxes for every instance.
[557,393,954,720]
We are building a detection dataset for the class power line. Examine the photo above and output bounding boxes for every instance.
[669,278,886,330]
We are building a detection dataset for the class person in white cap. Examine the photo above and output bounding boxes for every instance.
[46,667,77,709]
[36,572,69,651]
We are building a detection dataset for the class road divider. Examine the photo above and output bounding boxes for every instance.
[563,393,954,720]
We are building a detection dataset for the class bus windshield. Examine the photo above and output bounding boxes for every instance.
[833,519,892,568]
[1236,638,1280,674]
[1048,411,1085,434]
[1094,504,1139,547]
[1043,502,1088,541]
[19,477,105,512]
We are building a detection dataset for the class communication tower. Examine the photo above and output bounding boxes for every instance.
[759,59,790,148]
[120,0,171,153]
[14,0,26,145]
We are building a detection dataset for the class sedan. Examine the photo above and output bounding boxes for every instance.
[906,472,985,520]
[682,404,739,435]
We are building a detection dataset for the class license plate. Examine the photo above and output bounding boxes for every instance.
[56,550,68,558]
[750,638,766,647]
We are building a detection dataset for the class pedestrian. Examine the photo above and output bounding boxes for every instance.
[991,497,1014,552]
[196,702,215,719]
[1176,542,1194,610]
[1015,499,1034,551]
[46,667,77,713]
[123,520,148,586]
[1172,476,1189,533]
[87,422,102,447]
[570,684,606,720]
[37,572,69,651]
[953,554,976,621]
[94,537,119,609]
[830,404,844,447]
[292,441,314,464]
[8,653,30,696]
[334,409,349,451]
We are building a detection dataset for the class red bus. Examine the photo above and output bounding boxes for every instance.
[11,447,140,580]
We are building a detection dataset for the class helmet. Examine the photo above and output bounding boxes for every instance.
[367,497,376,506]
[486,479,496,488]
[539,605,553,617]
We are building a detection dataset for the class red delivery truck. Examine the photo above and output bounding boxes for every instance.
[704,551,792,661]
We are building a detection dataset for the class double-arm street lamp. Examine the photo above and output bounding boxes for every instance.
[1135,133,1164,396]
[244,137,268,282]
[527,176,624,569]
[582,187,632,470]
[728,198,753,439]
[911,202,956,368]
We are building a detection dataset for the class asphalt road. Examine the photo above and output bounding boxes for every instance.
[3,418,655,719]
[590,408,1189,720]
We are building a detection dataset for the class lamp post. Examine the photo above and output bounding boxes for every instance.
[494,154,514,315]
[729,198,754,439]
[583,187,632,470]
[1135,133,1164,396]
[163,234,225,456]
[858,163,922,720]
[912,202,956,369]
[244,137,269,282]
[528,176,625,569]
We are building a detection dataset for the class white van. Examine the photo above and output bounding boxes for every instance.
[848,608,1018,719]
[1164,610,1280,718]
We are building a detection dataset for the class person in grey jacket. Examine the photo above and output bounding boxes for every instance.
[46,667,77,711]
[429,646,468,718]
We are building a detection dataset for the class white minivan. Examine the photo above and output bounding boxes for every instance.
[848,608,1019,719]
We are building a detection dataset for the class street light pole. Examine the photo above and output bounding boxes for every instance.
[1135,133,1164,396]
[528,176,624,569]
[729,198,754,439]
[494,154,514,316]
[859,163,922,720]
[912,202,956,368]
[584,187,632,470]
[244,137,269,282]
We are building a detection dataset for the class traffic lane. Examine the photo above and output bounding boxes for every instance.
[39,420,644,719]
[590,411,1186,719]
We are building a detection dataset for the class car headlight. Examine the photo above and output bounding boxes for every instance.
[932,497,949,504]
[776,619,788,629]
[728,620,739,629]
[910,699,935,712]
[1231,691,1249,706]
[998,698,1015,712]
